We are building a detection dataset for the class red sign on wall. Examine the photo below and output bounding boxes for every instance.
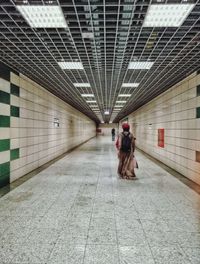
[158,128,164,148]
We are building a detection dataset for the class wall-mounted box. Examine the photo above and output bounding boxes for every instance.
[158,128,164,148]
[53,118,59,127]
[196,151,200,163]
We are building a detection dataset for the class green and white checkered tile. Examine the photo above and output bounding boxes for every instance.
[0,64,20,187]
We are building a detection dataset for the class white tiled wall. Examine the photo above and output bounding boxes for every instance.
[128,72,200,185]
[9,73,96,182]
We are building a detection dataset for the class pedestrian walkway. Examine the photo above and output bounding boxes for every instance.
[0,136,200,264]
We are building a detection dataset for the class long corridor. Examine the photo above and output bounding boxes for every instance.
[0,136,200,264]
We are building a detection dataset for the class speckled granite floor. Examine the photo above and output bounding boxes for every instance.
[0,136,200,264]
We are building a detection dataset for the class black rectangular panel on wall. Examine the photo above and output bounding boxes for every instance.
[197,85,200,96]
[196,107,200,118]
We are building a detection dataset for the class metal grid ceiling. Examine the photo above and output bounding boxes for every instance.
[0,0,199,123]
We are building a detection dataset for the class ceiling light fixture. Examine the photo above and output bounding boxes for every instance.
[58,62,84,70]
[74,83,91,87]
[16,5,68,28]
[128,61,154,70]
[143,4,195,27]
[122,83,139,88]
[81,94,94,97]
[116,101,127,103]
[104,110,110,115]
[118,94,131,97]
[86,100,96,103]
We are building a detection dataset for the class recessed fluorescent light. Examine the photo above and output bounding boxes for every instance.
[122,83,139,88]
[128,61,154,70]
[58,62,84,70]
[74,83,91,87]
[116,101,126,103]
[104,110,110,115]
[81,94,94,97]
[143,4,195,27]
[86,100,96,103]
[16,5,68,28]
[118,94,131,97]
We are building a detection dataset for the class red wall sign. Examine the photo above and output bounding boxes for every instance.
[158,128,164,148]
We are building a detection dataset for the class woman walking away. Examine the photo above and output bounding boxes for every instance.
[116,123,136,179]
[111,128,116,141]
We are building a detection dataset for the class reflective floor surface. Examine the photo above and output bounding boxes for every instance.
[0,136,200,264]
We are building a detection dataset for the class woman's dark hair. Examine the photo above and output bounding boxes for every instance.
[123,127,129,132]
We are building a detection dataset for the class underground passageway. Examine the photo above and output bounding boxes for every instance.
[0,136,200,264]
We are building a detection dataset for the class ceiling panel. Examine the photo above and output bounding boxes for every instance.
[0,0,199,123]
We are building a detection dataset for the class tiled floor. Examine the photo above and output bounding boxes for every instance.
[0,136,200,264]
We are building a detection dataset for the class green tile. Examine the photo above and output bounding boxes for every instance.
[10,148,19,160]
[11,106,20,117]
[11,84,20,97]
[0,91,10,105]
[0,162,10,176]
[196,107,200,118]
[0,173,9,187]
[0,115,10,127]
[0,139,10,152]
[197,85,200,96]
[0,64,11,82]
[0,162,10,187]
